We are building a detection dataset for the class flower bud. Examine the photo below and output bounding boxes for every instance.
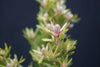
[25,28,35,39]
[43,0,47,6]
[58,6,63,13]
[66,12,73,20]
[46,23,51,28]
[41,45,48,53]
[41,45,48,58]
[6,63,10,67]
[69,24,74,29]
[43,13,48,22]
[54,24,61,34]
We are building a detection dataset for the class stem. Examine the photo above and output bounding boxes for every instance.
[56,39,59,45]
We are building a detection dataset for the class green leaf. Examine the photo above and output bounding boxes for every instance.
[73,18,81,23]
[18,56,25,65]
[44,63,53,67]
[67,58,72,67]
[54,53,60,58]
[68,51,75,56]
[43,50,49,56]
[70,46,76,51]
[42,38,52,42]
[39,57,44,64]
[59,33,65,40]
[4,43,8,52]
[62,29,69,33]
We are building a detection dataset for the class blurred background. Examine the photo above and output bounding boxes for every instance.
[0,0,100,67]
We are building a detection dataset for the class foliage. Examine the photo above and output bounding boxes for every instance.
[0,43,25,67]
[23,0,80,67]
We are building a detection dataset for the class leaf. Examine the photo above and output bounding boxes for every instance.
[54,45,59,55]
[73,18,81,23]
[39,57,44,64]
[67,58,72,67]
[36,0,41,3]
[32,49,42,54]
[43,50,49,56]
[68,51,75,56]
[70,46,76,51]
[42,38,52,42]
[4,43,8,52]
[59,33,65,40]
[37,25,43,30]
[44,63,53,67]
[8,46,11,54]
[18,56,25,64]
[62,29,69,33]
[71,40,77,46]
[54,53,60,58]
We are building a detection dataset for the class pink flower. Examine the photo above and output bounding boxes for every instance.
[54,24,61,34]
[51,23,67,38]
[53,24,61,38]
[42,23,67,38]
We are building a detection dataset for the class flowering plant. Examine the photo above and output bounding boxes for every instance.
[0,0,80,67]
[23,0,80,67]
